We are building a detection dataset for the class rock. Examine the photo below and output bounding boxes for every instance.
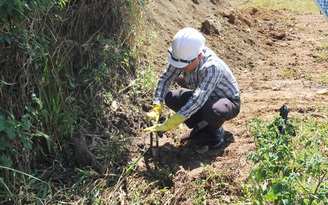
[317,88,328,95]
[210,0,217,4]
[265,39,274,46]
[240,16,252,27]
[227,14,236,24]
[110,100,118,111]
[194,145,209,154]
[188,167,203,178]
[201,16,221,35]
[71,133,97,169]
[270,31,286,40]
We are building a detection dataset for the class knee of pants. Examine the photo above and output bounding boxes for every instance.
[202,109,226,125]
[201,103,223,123]
[164,89,193,111]
[202,98,240,124]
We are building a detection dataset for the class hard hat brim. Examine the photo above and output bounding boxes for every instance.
[167,52,189,68]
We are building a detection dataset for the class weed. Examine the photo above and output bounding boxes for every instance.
[281,68,300,78]
[314,52,327,61]
[319,42,328,50]
[317,73,328,84]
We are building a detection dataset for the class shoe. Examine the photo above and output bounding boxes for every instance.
[209,127,225,149]
[181,120,209,141]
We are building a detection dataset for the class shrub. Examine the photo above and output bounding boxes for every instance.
[0,0,148,203]
[247,116,328,204]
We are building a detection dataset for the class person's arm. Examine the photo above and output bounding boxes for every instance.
[153,64,181,104]
[145,64,181,125]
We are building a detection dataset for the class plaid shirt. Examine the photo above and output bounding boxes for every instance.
[315,0,328,19]
[153,46,240,119]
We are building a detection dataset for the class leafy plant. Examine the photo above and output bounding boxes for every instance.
[0,94,54,202]
[0,0,148,204]
[248,116,328,204]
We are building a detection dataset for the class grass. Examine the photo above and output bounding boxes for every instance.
[314,52,327,61]
[317,73,328,84]
[319,41,328,50]
[232,0,320,13]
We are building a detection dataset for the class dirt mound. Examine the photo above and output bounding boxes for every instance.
[142,0,265,70]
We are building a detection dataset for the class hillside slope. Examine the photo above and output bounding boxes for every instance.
[130,0,328,203]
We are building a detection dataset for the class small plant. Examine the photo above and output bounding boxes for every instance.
[319,41,328,50]
[317,73,328,84]
[281,68,300,78]
[314,52,327,61]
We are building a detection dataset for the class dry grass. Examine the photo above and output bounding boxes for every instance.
[232,0,319,13]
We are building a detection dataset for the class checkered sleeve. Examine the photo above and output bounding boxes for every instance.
[153,64,181,104]
[315,0,328,20]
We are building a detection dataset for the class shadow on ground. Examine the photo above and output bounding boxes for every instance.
[143,130,235,173]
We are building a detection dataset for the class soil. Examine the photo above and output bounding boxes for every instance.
[128,0,328,203]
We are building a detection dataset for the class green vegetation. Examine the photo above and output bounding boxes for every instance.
[247,112,328,204]
[0,0,154,204]
[319,41,328,50]
[317,73,328,84]
[314,52,327,61]
[314,40,328,61]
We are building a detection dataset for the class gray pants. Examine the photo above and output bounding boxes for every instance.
[165,88,241,134]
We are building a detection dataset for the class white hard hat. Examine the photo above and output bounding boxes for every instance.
[168,27,205,68]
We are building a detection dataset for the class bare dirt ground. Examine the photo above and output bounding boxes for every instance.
[129,0,328,203]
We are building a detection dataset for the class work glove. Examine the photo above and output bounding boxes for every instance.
[144,113,185,132]
[146,103,164,125]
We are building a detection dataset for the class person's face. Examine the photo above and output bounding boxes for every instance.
[181,53,202,72]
